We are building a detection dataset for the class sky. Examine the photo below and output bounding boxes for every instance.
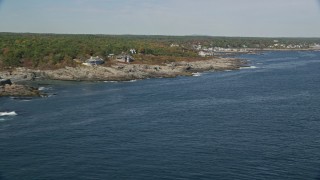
[0,0,319,37]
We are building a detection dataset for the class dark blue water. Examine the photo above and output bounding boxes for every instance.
[1,51,320,180]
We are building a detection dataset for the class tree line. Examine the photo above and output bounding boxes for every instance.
[0,33,319,69]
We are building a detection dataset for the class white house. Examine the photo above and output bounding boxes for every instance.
[170,44,179,47]
[311,44,320,49]
[199,51,206,57]
[82,56,105,66]
[198,51,213,57]
[116,55,134,63]
[130,49,137,54]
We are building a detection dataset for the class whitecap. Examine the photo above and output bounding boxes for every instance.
[38,87,52,91]
[21,100,32,102]
[240,66,257,70]
[192,72,202,77]
[125,80,137,82]
[0,111,17,116]
[38,87,46,91]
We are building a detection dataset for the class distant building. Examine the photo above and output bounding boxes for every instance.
[130,49,137,54]
[82,56,104,66]
[311,44,320,49]
[170,44,179,47]
[193,44,202,50]
[199,51,206,57]
[198,51,213,57]
[116,55,134,63]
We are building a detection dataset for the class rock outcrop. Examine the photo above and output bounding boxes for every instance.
[37,58,245,81]
[0,57,245,82]
[0,78,41,97]
[0,68,36,82]
[0,57,245,97]
[0,83,41,97]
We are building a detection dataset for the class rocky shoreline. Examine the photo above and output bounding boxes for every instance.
[0,79,41,97]
[0,57,245,96]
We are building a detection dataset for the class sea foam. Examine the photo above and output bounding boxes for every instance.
[38,87,52,91]
[192,72,202,77]
[38,87,46,91]
[0,111,17,116]
[240,66,257,70]
[126,80,137,82]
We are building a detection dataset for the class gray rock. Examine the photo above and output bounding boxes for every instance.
[0,79,12,86]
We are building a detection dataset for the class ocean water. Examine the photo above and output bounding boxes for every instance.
[1,51,320,180]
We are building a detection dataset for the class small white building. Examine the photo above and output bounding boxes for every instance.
[311,44,320,49]
[170,44,179,47]
[193,44,202,50]
[198,51,214,57]
[116,55,134,63]
[82,56,104,66]
[130,49,137,54]
[199,51,206,57]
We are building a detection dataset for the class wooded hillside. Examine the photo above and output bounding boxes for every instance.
[1,33,319,69]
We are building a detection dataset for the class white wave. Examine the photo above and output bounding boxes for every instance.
[105,80,137,83]
[0,118,5,121]
[38,87,52,91]
[192,72,202,77]
[240,66,257,70]
[21,100,32,102]
[38,87,46,91]
[0,111,17,116]
[125,80,137,82]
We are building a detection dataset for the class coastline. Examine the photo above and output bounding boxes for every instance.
[0,57,245,82]
[2,48,318,97]
[0,57,244,96]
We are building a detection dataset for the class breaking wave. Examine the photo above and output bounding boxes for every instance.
[38,87,46,91]
[38,87,52,91]
[192,72,202,77]
[0,111,17,116]
[240,66,257,70]
[104,80,138,83]
[126,80,137,82]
